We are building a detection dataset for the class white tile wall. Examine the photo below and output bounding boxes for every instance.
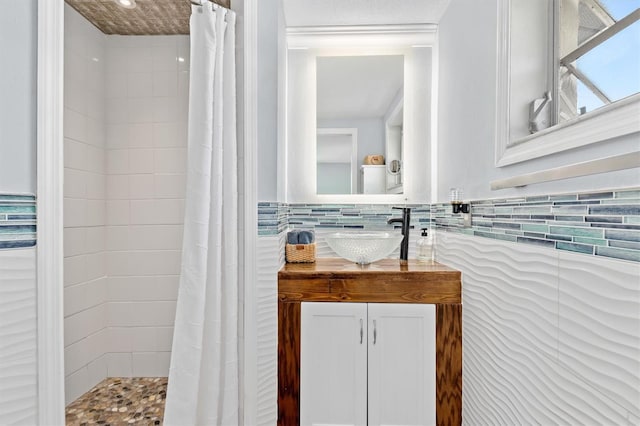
[63,4,108,405]
[436,232,640,424]
[64,6,190,403]
[104,34,189,379]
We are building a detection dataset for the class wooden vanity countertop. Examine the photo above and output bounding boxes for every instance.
[278,258,461,304]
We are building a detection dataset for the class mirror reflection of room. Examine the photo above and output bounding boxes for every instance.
[316,55,404,195]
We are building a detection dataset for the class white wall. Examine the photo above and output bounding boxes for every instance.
[103,34,189,379]
[436,232,640,424]
[0,0,36,194]
[437,0,639,202]
[63,5,109,404]
[0,1,38,423]
[258,0,280,201]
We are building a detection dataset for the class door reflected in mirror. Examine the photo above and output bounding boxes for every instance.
[316,55,404,194]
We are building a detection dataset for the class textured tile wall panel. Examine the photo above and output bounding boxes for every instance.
[558,253,640,416]
[255,235,284,425]
[0,248,37,424]
[436,232,636,424]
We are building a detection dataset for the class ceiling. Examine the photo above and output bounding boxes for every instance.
[64,0,230,35]
[282,0,451,27]
[316,55,404,121]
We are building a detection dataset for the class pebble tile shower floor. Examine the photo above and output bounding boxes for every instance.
[65,377,167,425]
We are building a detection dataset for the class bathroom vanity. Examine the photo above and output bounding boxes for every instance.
[278,258,462,426]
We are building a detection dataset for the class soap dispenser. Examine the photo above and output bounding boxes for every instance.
[416,228,434,263]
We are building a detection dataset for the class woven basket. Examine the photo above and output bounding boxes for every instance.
[286,243,316,263]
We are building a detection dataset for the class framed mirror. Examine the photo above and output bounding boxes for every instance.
[284,26,435,203]
[316,54,404,195]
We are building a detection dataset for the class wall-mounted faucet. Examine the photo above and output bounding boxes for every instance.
[387,207,411,264]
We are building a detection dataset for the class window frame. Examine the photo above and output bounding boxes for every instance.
[495,0,640,167]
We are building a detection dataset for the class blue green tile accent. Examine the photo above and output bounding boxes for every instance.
[573,237,607,246]
[258,187,640,262]
[605,229,640,242]
[556,242,594,255]
[595,246,640,262]
[434,187,639,262]
[0,194,36,250]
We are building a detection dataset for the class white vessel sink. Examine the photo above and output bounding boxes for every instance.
[325,231,403,265]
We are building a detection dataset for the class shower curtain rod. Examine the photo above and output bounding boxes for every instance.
[190,0,231,9]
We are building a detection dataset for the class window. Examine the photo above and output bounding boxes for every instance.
[496,0,640,167]
[556,0,640,124]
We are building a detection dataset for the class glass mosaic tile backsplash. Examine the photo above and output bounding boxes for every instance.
[258,187,640,262]
[0,194,36,249]
[258,202,432,236]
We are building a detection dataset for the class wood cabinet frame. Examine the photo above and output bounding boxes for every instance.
[277,259,462,426]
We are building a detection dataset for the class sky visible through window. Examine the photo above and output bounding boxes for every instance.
[575,0,640,113]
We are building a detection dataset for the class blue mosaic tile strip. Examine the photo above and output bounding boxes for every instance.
[257,202,432,236]
[435,187,640,263]
[257,187,640,262]
[0,194,36,249]
[258,202,288,236]
[287,203,431,232]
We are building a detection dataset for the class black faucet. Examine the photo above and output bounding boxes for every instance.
[387,207,411,263]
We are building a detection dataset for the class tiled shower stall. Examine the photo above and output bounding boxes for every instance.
[63,6,189,403]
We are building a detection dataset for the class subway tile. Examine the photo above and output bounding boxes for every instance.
[556,242,594,255]
[590,204,640,216]
[127,123,154,148]
[153,71,178,97]
[605,229,640,242]
[154,148,187,173]
[609,240,640,251]
[595,246,640,262]
[106,123,129,149]
[128,47,153,73]
[152,96,180,123]
[578,191,614,200]
[129,174,156,199]
[154,174,186,199]
[128,149,155,174]
[548,226,604,239]
[106,200,130,225]
[106,149,129,174]
[152,45,178,72]
[515,236,555,248]
[127,97,154,123]
[614,189,640,199]
[105,352,133,377]
[546,234,573,242]
[126,72,153,98]
[573,237,608,246]
[64,138,88,170]
[590,223,640,230]
[86,200,106,227]
[153,122,186,147]
[585,216,623,224]
[64,227,86,257]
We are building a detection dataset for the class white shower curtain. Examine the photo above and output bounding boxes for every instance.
[164,4,238,425]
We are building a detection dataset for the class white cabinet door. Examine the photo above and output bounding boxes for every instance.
[301,302,368,426]
[368,303,436,426]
